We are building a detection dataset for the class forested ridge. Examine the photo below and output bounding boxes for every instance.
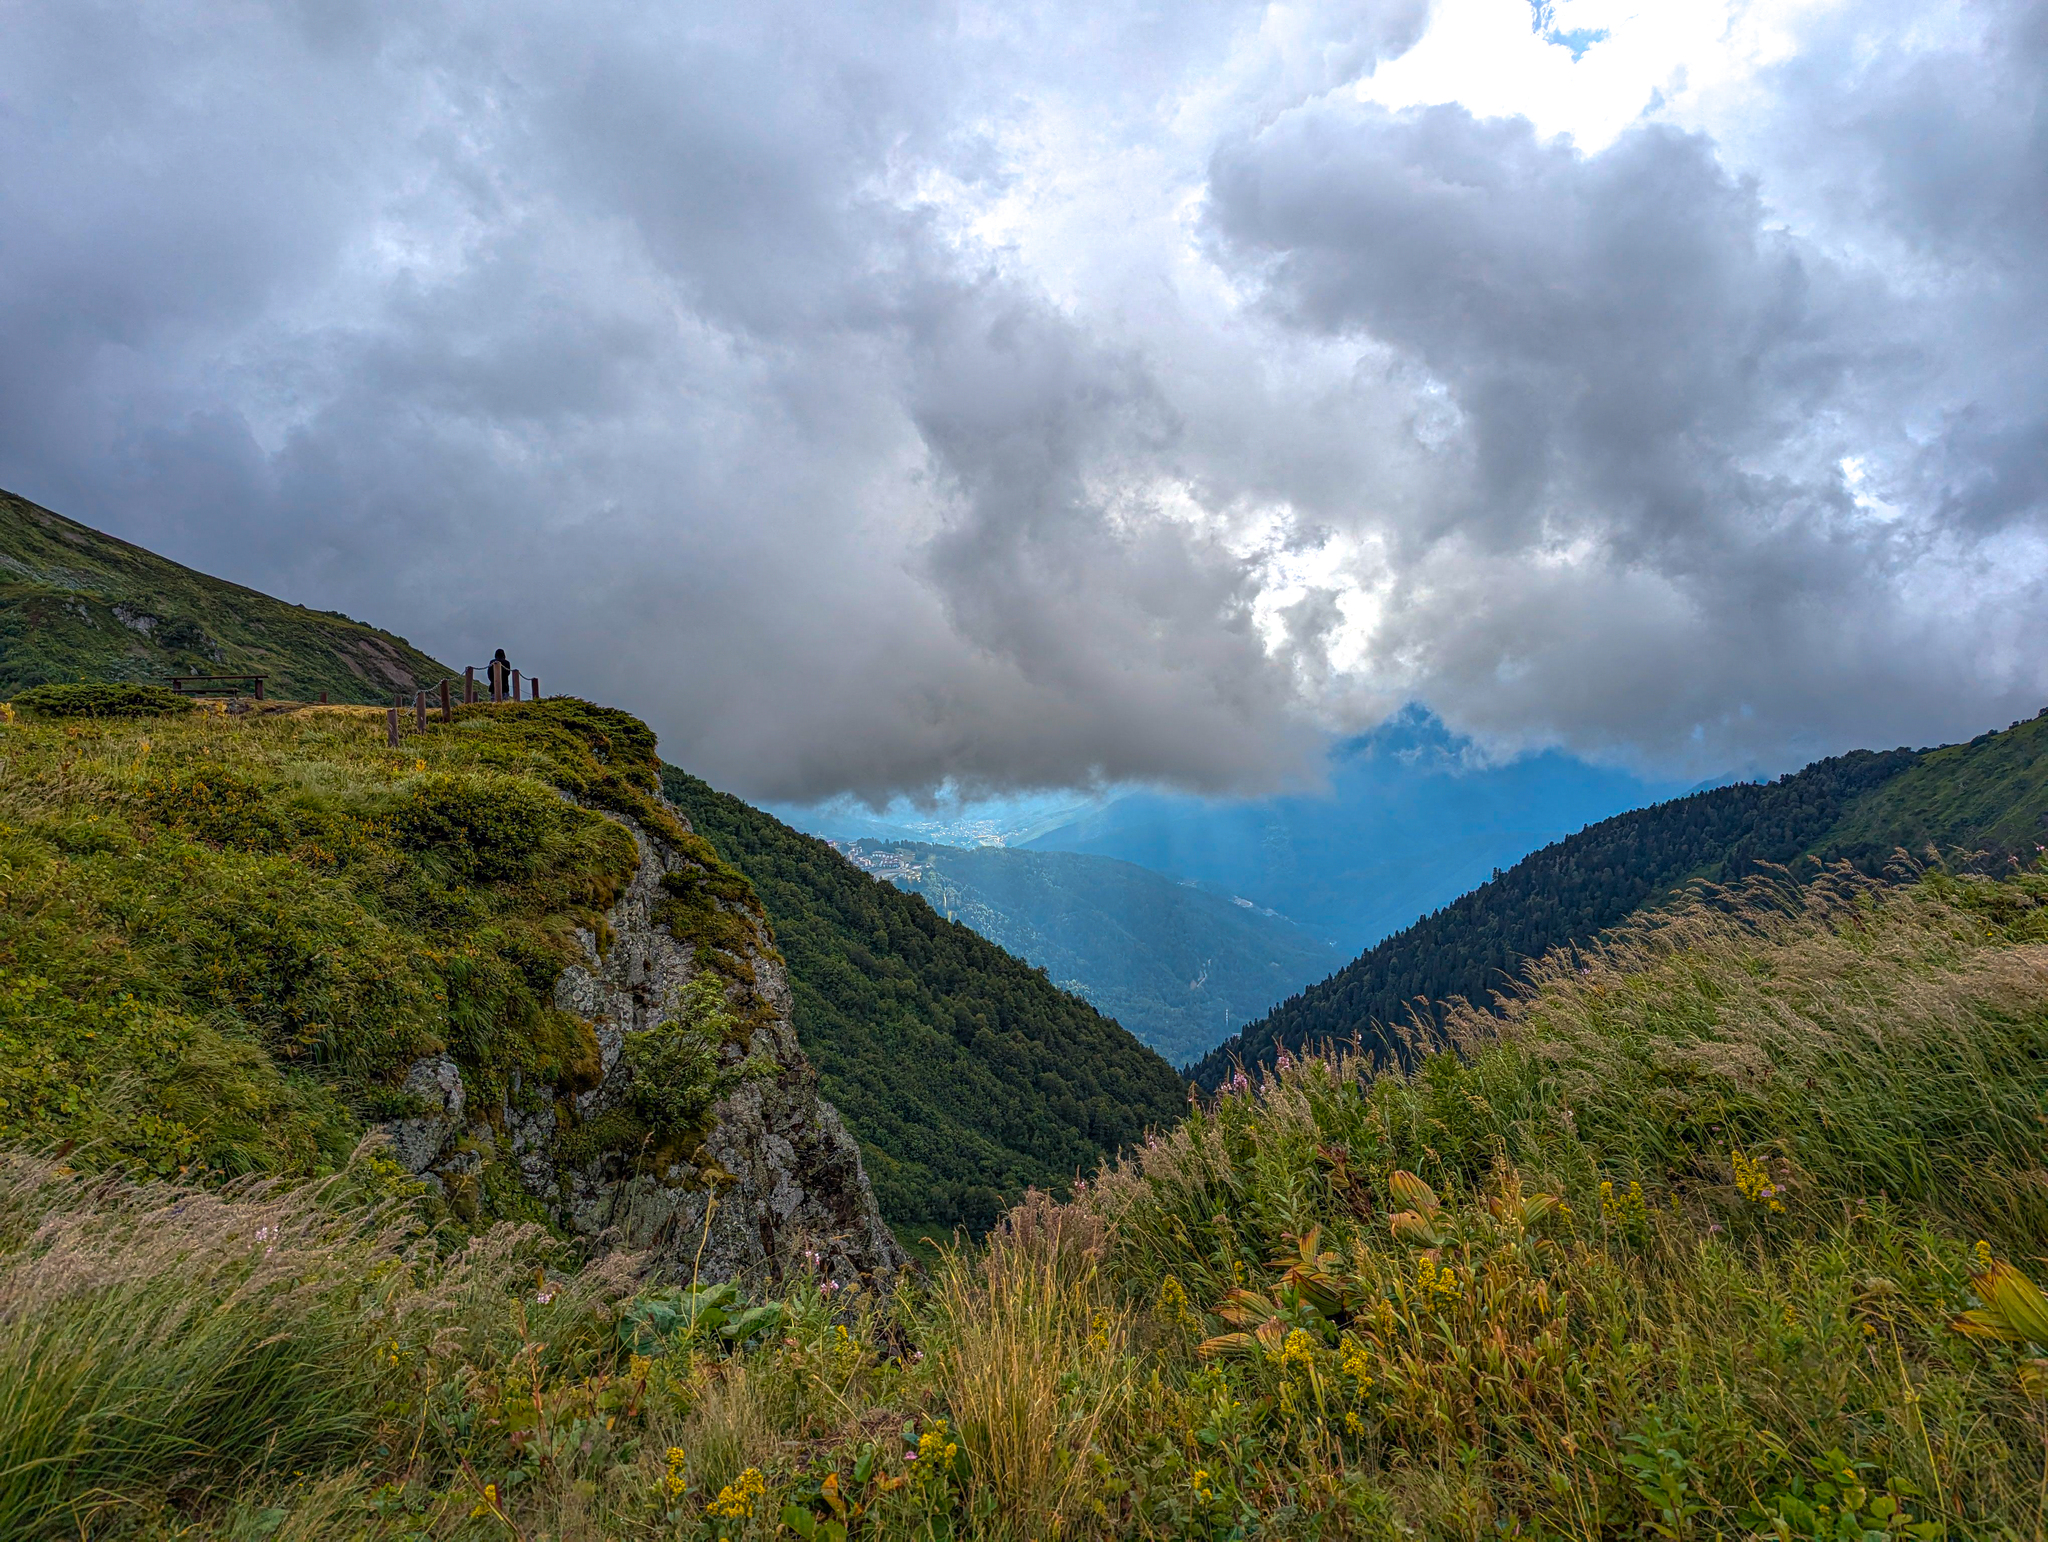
[662,768,1187,1232]
[1189,745,1923,1086]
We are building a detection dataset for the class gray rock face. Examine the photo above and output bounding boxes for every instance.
[389,1055,464,1174]
[384,794,902,1287]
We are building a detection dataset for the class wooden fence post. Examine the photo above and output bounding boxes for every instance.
[386,708,400,748]
[491,664,502,705]
[439,679,452,723]
[415,691,427,732]
[255,677,265,701]
[511,669,521,702]
[532,677,540,701]
[318,691,328,704]
[464,666,476,704]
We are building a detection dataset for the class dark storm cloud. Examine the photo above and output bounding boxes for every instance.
[1,0,2043,796]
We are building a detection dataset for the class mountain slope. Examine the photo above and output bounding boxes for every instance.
[1817,709,2048,866]
[1194,710,2048,1086]
[1190,745,1921,1084]
[661,770,1189,1232]
[839,839,1335,1063]
[1022,709,1675,950]
[0,487,453,701]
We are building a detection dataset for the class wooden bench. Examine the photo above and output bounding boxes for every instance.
[167,674,266,700]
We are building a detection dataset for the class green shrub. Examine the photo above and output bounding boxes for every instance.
[10,682,194,718]
[389,771,564,881]
[623,974,775,1138]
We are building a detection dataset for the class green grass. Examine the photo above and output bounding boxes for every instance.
[0,690,766,1204]
[9,865,2048,1538]
[1820,709,2048,867]
[0,487,456,703]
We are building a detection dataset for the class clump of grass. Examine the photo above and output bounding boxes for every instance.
[0,1152,408,1539]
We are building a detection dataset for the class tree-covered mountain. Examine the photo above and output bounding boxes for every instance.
[837,840,1334,1064]
[0,487,454,702]
[1192,712,2048,1086]
[662,770,1189,1232]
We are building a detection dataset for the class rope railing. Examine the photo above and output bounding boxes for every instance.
[383,661,542,747]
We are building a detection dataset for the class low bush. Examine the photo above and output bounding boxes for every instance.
[10,682,193,718]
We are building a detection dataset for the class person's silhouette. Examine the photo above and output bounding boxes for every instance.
[490,647,512,701]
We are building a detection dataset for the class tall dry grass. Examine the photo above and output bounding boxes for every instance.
[0,1154,411,1538]
[924,1190,1138,1535]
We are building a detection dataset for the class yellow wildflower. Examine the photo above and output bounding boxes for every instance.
[706,1466,766,1520]
[469,1481,499,1519]
[1977,1239,1996,1272]
[917,1419,959,1466]
[1191,1467,1216,1504]
[1416,1253,1462,1299]
[1732,1150,1786,1212]
[1087,1308,1114,1354]
[661,1446,688,1502]
[1271,1327,1318,1373]
[1157,1273,1200,1331]
[414,758,426,772]
[1344,1409,1365,1436]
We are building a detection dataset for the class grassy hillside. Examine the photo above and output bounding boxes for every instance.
[0,487,454,702]
[1191,744,1919,1086]
[12,865,2048,1538]
[1820,708,2048,867]
[662,771,1189,1233]
[0,684,756,1214]
[845,839,1336,1063]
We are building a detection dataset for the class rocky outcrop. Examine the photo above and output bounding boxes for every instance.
[386,795,903,1287]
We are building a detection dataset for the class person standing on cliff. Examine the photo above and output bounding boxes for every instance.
[489,647,512,701]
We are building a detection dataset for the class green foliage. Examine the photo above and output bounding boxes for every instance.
[0,695,673,1199]
[10,870,2048,1539]
[622,975,775,1138]
[8,681,194,718]
[0,486,457,703]
[390,771,565,881]
[1196,745,1932,1086]
[663,767,1188,1234]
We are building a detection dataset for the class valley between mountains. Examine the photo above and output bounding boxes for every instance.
[10,487,2048,1538]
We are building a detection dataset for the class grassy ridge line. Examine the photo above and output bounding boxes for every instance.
[1818,707,2048,868]
[0,690,766,1214]
[1191,743,1919,1086]
[0,487,455,703]
[661,767,1189,1234]
[11,867,2048,1538]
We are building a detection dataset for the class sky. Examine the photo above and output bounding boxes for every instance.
[4,0,2045,807]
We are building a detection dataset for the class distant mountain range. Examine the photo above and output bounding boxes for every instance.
[0,487,454,702]
[1021,709,1683,953]
[832,840,1336,1064]
[1193,713,2048,1088]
